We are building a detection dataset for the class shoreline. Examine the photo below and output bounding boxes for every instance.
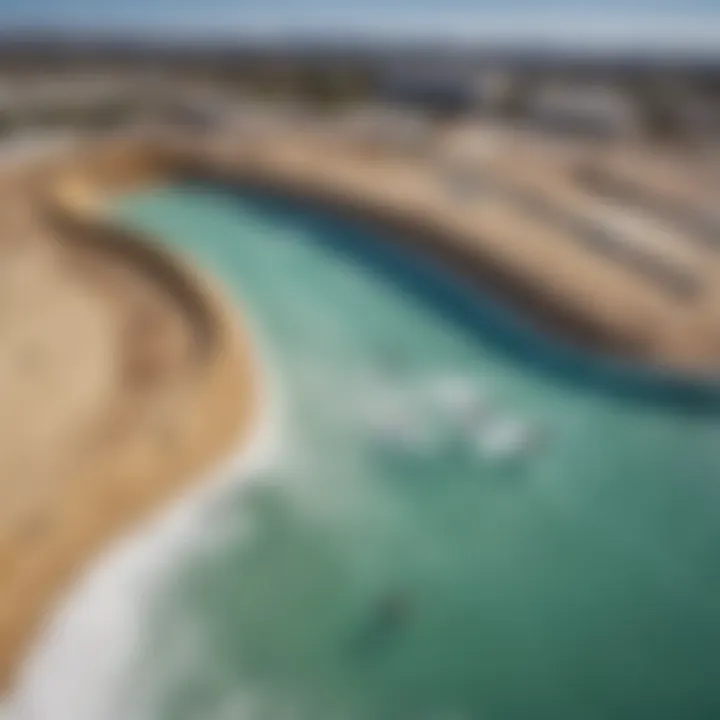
[64,136,720,407]
[3,307,283,720]
[0,146,259,690]
[200,174,720,411]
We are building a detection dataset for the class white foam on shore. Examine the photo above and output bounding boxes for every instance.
[1,320,284,720]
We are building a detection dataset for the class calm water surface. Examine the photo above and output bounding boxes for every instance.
[115,185,720,720]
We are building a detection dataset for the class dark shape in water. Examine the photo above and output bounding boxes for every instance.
[349,591,411,659]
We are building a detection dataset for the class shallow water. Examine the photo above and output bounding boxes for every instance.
[35,184,720,720]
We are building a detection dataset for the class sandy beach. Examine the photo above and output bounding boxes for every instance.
[0,147,257,690]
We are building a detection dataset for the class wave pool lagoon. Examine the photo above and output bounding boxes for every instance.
[27,182,720,720]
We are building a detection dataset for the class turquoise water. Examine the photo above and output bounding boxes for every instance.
[116,185,720,720]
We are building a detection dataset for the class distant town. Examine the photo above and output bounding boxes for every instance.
[0,37,719,142]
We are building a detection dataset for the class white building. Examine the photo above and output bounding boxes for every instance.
[527,83,640,138]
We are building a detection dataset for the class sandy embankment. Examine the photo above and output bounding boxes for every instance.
[57,132,720,376]
[0,142,258,690]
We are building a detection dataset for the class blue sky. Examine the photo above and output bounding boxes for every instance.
[1,0,720,49]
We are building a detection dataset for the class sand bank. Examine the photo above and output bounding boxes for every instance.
[0,142,257,690]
